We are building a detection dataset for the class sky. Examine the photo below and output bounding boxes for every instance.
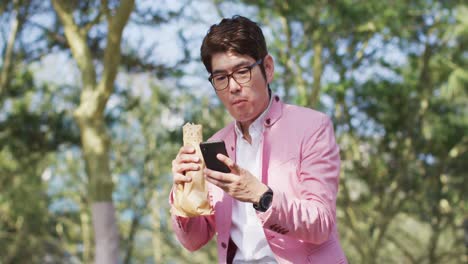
[1,0,409,106]
[0,0,415,150]
[17,1,259,107]
[0,0,418,146]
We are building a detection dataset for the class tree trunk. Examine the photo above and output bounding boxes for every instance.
[0,0,22,99]
[464,218,468,263]
[80,202,93,264]
[91,202,119,264]
[152,190,162,263]
[278,15,293,103]
[73,87,118,264]
[75,87,118,264]
[310,39,323,108]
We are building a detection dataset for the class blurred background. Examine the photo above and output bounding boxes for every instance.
[0,0,466,263]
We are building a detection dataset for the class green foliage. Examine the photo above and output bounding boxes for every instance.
[1,0,467,263]
[0,69,79,262]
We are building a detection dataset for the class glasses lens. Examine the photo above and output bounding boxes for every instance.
[232,68,251,84]
[212,75,228,90]
[210,62,256,90]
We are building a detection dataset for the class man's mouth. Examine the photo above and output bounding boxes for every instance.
[232,99,247,106]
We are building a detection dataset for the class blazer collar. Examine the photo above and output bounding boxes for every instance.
[262,94,283,128]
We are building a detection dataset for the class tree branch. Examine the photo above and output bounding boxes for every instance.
[101,0,111,19]
[27,20,68,46]
[278,15,294,102]
[81,9,104,35]
[0,0,23,99]
[96,0,135,113]
[51,0,96,90]
[310,39,323,108]
[387,233,418,263]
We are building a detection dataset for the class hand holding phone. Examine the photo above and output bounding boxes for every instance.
[199,140,230,173]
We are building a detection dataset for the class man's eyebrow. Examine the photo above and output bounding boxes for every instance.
[212,61,251,75]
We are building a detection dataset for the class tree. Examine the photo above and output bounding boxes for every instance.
[51,1,134,263]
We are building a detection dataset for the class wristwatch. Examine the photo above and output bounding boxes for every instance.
[253,187,273,212]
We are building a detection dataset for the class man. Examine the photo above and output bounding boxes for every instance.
[170,15,347,263]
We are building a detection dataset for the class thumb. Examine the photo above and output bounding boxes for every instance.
[216,153,239,173]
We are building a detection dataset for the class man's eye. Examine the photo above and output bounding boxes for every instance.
[214,75,227,82]
[236,68,249,75]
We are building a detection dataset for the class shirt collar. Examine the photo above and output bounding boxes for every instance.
[234,95,273,139]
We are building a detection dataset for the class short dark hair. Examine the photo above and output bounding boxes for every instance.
[200,15,268,75]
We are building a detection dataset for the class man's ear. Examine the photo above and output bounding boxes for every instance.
[264,54,275,84]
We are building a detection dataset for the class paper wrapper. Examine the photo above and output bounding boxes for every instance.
[172,123,213,217]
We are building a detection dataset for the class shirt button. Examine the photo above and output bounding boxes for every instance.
[265,118,271,125]
[221,242,227,249]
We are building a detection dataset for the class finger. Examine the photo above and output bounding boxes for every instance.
[174,173,192,184]
[175,146,199,162]
[172,159,199,174]
[204,168,233,183]
[175,163,201,174]
[179,145,196,154]
[204,173,226,189]
[177,153,200,163]
[216,154,238,172]
[176,145,200,161]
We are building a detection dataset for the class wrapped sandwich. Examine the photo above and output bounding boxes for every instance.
[172,123,213,217]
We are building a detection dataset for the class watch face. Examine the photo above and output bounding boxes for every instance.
[261,192,273,211]
[254,188,273,212]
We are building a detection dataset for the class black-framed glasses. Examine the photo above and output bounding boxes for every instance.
[208,59,263,91]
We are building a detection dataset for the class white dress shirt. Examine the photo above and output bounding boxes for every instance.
[230,97,277,264]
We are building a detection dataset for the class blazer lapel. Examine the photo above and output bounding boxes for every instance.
[261,95,283,184]
[216,126,236,237]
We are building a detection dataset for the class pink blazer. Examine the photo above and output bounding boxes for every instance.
[170,95,347,263]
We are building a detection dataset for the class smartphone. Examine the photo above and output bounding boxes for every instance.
[199,140,230,173]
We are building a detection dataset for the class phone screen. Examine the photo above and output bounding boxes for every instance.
[199,140,230,173]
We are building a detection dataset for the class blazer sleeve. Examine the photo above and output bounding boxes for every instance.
[257,115,340,244]
[169,187,216,251]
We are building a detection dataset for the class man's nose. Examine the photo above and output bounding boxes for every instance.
[227,76,241,93]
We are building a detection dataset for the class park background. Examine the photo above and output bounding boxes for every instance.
[0,0,466,263]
